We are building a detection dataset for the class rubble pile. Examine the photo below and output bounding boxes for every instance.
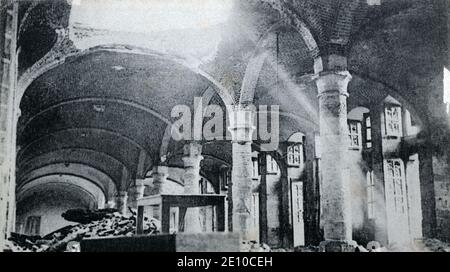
[241,241,271,252]
[61,208,119,224]
[4,209,160,252]
[421,238,450,252]
[293,245,319,252]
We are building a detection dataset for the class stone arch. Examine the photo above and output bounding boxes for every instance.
[158,85,230,163]
[329,0,361,46]
[239,17,322,105]
[17,127,144,166]
[17,40,235,167]
[17,162,117,201]
[17,173,106,207]
[253,109,318,153]
[17,147,129,191]
[17,38,235,107]
[21,97,174,132]
[19,96,179,168]
[347,71,427,131]
[348,106,370,121]
[287,131,306,143]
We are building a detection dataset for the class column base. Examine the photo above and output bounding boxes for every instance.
[319,240,357,252]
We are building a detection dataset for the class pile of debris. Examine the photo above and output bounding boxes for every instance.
[293,245,319,252]
[241,241,271,252]
[61,208,120,224]
[4,208,160,252]
[417,238,450,252]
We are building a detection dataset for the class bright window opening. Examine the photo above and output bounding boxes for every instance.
[366,171,375,219]
[444,67,450,115]
[367,0,381,5]
[364,113,372,149]
[69,0,234,60]
[384,105,402,137]
[266,155,279,174]
[252,158,259,179]
[70,0,233,33]
[287,143,303,167]
[348,120,362,149]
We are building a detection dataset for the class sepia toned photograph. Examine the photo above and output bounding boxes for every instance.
[0,0,449,255]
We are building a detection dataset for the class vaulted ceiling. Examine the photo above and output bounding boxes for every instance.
[15,0,448,200]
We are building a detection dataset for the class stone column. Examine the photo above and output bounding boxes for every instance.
[7,109,20,235]
[130,179,146,209]
[149,166,168,220]
[315,71,356,251]
[115,191,128,215]
[0,2,18,251]
[182,142,203,233]
[105,200,114,209]
[228,106,256,241]
[150,166,168,195]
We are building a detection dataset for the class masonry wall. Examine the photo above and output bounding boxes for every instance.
[432,153,450,241]
[0,2,7,248]
[16,200,89,236]
[266,172,281,247]
[406,155,423,240]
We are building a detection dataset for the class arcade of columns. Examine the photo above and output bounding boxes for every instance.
[0,71,355,251]
[0,2,360,251]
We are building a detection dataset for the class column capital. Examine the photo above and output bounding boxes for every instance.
[182,156,203,169]
[315,71,352,97]
[150,166,167,195]
[130,179,146,208]
[152,165,168,177]
[183,142,202,156]
[135,178,146,187]
[116,191,128,198]
[182,142,203,168]
[115,191,128,215]
[134,179,146,195]
[151,165,168,186]
[106,200,116,208]
[227,105,256,142]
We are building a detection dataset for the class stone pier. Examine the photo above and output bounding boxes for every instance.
[115,191,128,216]
[316,71,356,251]
[130,179,146,209]
[150,166,168,220]
[150,166,168,195]
[0,1,18,251]
[228,106,256,241]
[182,142,203,233]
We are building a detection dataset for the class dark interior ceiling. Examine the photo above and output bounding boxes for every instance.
[19,51,212,118]
[18,148,125,190]
[18,50,219,188]
[18,0,70,73]
[15,0,448,194]
[348,0,447,122]
[17,175,100,216]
